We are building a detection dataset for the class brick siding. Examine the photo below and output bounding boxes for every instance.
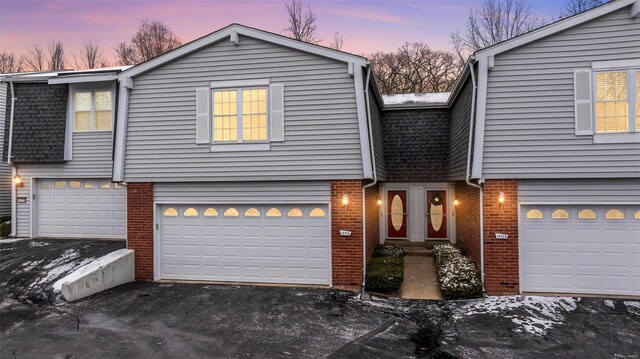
[364,183,380,261]
[454,181,481,267]
[127,183,154,281]
[331,180,364,286]
[483,179,519,295]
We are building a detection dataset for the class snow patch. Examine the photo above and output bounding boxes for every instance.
[452,296,579,336]
[624,301,640,316]
[52,249,131,292]
[29,241,48,248]
[383,92,451,106]
[21,260,44,271]
[603,299,616,310]
[0,238,29,245]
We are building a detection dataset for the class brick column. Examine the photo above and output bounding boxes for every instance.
[483,179,519,295]
[331,180,364,287]
[127,182,154,281]
[454,181,481,268]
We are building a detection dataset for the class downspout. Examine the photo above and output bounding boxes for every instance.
[465,59,486,293]
[7,81,17,237]
[361,64,377,298]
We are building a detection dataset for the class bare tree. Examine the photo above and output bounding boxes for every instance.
[450,0,544,53]
[560,0,610,17]
[47,40,66,70]
[73,40,108,69]
[114,19,182,65]
[284,0,319,43]
[23,44,46,72]
[0,52,23,73]
[329,32,344,50]
[369,42,460,95]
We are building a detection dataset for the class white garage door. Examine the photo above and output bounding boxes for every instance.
[521,205,640,296]
[159,204,331,285]
[37,179,126,239]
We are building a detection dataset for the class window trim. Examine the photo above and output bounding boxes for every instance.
[592,67,639,137]
[210,79,270,146]
[71,87,116,133]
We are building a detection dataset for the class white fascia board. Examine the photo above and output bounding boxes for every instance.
[120,24,367,79]
[354,65,373,179]
[112,82,129,182]
[48,74,118,85]
[471,57,488,179]
[475,0,636,59]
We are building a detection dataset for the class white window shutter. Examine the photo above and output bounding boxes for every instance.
[270,84,285,142]
[574,69,593,136]
[195,87,210,144]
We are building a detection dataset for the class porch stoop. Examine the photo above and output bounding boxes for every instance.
[386,240,443,300]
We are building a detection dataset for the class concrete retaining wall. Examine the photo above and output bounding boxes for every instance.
[61,249,135,302]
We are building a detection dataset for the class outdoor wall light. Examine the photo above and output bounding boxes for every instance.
[13,175,24,189]
[498,192,506,205]
[341,194,349,206]
[376,198,382,206]
[453,198,460,207]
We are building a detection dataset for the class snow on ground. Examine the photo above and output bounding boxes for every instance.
[451,296,580,336]
[0,238,29,245]
[52,249,130,291]
[624,301,640,316]
[383,92,451,106]
[29,241,48,248]
[26,248,97,292]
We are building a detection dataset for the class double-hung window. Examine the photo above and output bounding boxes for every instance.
[73,89,113,132]
[593,69,639,134]
[212,87,268,143]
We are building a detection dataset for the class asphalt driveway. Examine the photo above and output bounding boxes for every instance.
[1,238,639,358]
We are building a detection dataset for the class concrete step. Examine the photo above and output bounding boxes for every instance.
[403,247,433,257]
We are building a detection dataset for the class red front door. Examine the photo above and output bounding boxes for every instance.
[426,191,447,239]
[387,191,407,238]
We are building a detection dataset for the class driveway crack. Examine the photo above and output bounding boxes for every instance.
[327,318,396,358]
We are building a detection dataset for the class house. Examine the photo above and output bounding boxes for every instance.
[2,0,639,296]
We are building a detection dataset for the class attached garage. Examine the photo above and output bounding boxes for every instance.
[158,204,331,285]
[36,179,126,239]
[520,205,640,296]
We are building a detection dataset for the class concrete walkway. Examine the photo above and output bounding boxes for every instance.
[400,256,442,300]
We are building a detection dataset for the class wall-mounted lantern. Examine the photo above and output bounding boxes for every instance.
[376,198,382,206]
[14,175,24,189]
[498,191,506,208]
[453,198,460,207]
[341,194,349,206]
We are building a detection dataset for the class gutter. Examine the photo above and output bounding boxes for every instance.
[7,81,17,237]
[465,58,485,293]
[361,64,377,298]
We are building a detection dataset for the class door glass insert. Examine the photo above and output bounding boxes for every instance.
[578,209,596,220]
[526,209,543,219]
[387,191,407,238]
[426,191,447,239]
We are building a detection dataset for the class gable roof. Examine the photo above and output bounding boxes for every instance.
[475,0,638,59]
[120,24,368,79]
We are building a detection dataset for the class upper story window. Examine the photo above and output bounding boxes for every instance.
[212,87,267,143]
[594,69,639,134]
[73,89,113,132]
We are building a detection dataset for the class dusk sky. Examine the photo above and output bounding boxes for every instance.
[1,0,564,64]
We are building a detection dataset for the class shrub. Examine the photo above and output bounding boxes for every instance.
[433,244,482,300]
[372,244,404,258]
[0,221,10,239]
[0,216,10,223]
[365,257,404,293]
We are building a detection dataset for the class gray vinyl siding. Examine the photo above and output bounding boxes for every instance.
[518,179,640,203]
[154,181,331,204]
[483,6,640,179]
[448,78,473,181]
[369,86,386,181]
[13,132,114,237]
[0,83,10,217]
[125,35,363,182]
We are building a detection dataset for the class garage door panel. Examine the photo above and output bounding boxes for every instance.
[159,204,330,285]
[521,204,640,296]
[37,179,126,239]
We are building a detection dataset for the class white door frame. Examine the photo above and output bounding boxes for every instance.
[381,182,456,243]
